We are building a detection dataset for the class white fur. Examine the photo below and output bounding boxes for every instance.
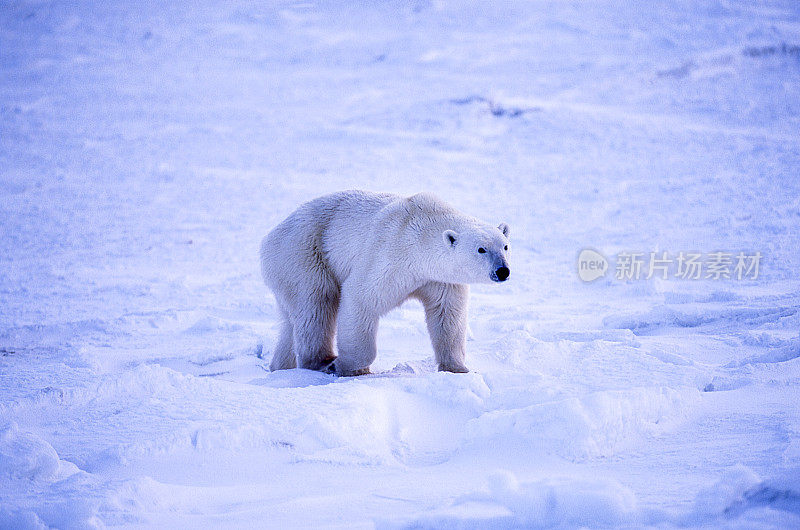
[260,190,511,375]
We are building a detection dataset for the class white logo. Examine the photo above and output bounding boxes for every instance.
[577,249,608,282]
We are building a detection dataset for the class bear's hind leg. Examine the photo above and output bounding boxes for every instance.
[293,286,339,372]
[334,280,379,376]
[269,317,296,371]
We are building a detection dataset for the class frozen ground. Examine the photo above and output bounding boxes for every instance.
[2,0,800,528]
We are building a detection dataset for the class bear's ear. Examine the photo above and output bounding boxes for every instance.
[498,223,510,238]
[443,230,458,247]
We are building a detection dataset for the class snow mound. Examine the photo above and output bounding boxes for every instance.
[0,422,103,529]
[378,470,643,529]
[382,466,800,529]
[476,471,640,528]
[0,422,60,482]
[464,386,701,460]
[686,465,800,522]
[0,509,48,530]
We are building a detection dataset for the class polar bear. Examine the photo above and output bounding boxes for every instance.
[260,190,510,376]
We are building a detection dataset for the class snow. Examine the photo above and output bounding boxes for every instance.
[2,0,800,527]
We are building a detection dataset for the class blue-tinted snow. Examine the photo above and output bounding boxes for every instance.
[1,1,800,528]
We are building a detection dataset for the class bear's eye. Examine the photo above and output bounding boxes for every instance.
[478,247,486,254]
[504,245,508,251]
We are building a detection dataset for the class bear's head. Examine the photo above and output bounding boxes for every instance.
[442,222,511,284]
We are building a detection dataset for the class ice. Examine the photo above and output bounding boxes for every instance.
[2,0,800,527]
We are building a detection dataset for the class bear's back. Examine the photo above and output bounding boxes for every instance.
[318,191,398,282]
[263,190,475,288]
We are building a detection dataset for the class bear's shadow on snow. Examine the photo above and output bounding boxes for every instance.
[249,368,336,388]
[248,356,437,388]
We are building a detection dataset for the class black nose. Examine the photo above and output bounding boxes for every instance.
[495,266,509,281]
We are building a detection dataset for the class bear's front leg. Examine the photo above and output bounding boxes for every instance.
[335,281,379,376]
[414,282,470,373]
